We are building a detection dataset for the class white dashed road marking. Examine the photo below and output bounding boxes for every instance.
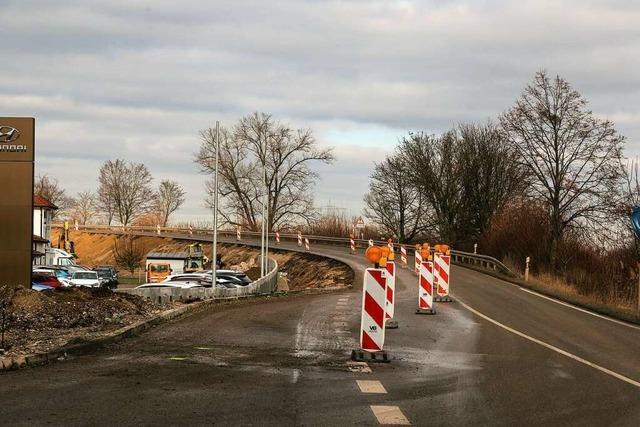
[370,406,411,425]
[347,361,372,373]
[357,380,387,394]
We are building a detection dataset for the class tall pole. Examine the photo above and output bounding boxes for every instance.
[264,139,269,275]
[260,139,266,277]
[212,121,220,287]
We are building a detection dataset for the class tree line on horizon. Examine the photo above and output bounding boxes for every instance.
[34,164,186,228]
[363,70,637,307]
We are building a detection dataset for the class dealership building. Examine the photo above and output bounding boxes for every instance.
[32,195,58,266]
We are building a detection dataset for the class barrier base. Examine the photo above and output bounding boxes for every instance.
[385,320,399,329]
[351,349,391,363]
[434,295,453,302]
[415,308,436,315]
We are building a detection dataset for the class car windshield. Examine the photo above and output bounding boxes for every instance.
[150,264,169,273]
[73,272,97,280]
[96,271,110,278]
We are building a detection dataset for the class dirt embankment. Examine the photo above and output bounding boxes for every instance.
[2,287,168,357]
[54,229,354,290]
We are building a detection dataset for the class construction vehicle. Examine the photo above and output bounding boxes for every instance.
[184,243,206,273]
[145,244,207,283]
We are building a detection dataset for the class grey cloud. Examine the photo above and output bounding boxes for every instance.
[1,0,639,220]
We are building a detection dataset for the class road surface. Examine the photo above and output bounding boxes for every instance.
[1,233,639,426]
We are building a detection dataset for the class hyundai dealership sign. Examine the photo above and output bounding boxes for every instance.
[0,117,35,289]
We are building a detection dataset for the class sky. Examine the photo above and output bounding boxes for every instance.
[1,0,639,222]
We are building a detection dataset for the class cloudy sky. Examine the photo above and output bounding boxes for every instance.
[1,0,638,222]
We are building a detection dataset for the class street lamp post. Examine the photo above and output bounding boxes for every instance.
[212,121,220,287]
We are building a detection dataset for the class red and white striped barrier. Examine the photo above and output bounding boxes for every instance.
[400,246,407,267]
[236,226,241,241]
[298,233,302,247]
[275,231,280,244]
[385,261,395,320]
[368,239,374,247]
[360,268,387,352]
[156,224,161,235]
[350,238,356,254]
[414,250,422,274]
[416,261,436,314]
[304,237,310,251]
[434,253,452,302]
[188,223,193,235]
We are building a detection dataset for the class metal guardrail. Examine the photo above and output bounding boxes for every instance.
[59,224,518,279]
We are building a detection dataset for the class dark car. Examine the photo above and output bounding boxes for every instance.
[94,266,118,288]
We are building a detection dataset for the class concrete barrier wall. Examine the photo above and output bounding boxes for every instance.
[120,258,279,304]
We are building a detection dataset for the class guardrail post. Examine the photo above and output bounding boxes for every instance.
[525,257,531,282]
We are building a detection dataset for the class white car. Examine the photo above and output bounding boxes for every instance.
[69,271,101,288]
[135,281,205,289]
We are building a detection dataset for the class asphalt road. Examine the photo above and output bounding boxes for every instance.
[1,233,639,426]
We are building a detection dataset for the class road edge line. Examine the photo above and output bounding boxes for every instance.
[518,287,640,331]
[455,297,640,389]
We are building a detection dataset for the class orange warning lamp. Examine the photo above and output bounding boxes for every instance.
[440,244,450,255]
[420,247,430,260]
[365,246,383,266]
[415,243,421,251]
[379,246,390,264]
[386,242,395,261]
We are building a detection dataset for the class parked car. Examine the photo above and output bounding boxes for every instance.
[135,282,205,290]
[32,269,64,288]
[94,265,118,285]
[94,266,118,288]
[32,283,54,292]
[69,271,101,288]
[199,270,252,285]
[162,274,240,289]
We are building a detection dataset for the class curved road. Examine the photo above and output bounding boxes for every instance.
[1,232,639,426]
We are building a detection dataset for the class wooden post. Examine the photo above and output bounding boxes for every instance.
[525,257,531,282]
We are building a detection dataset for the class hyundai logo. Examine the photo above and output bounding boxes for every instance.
[0,126,20,143]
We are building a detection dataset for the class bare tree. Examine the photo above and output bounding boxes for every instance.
[153,180,186,227]
[97,159,153,226]
[70,191,97,225]
[97,190,116,225]
[113,236,145,276]
[363,151,426,242]
[501,71,625,268]
[34,174,71,219]
[458,122,528,238]
[397,124,525,246]
[195,112,334,230]
[401,131,465,243]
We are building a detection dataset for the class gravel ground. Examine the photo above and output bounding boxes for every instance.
[1,287,169,358]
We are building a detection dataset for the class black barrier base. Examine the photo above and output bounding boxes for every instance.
[351,349,391,363]
[386,320,399,329]
[415,308,436,315]
[434,295,453,302]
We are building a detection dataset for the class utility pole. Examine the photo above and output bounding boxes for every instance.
[260,138,266,277]
[264,161,269,275]
[212,121,220,287]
